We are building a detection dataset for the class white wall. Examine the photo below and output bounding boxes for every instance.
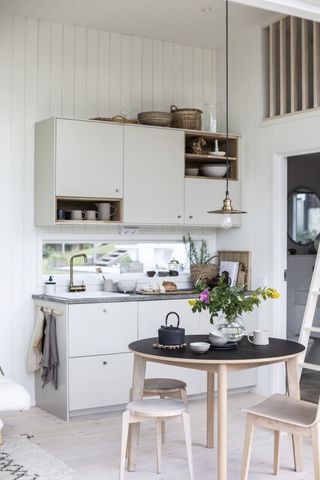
[0,13,217,399]
[215,25,320,394]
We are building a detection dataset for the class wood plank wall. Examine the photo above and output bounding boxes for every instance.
[0,12,216,392]
[266,15,320,118]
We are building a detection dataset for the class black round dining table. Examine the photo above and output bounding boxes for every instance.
[127,335,305,480]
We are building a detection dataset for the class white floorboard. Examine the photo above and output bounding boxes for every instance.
[0,392,314,480]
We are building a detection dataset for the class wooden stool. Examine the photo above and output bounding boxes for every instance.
[129,377,188,444]
[119,398,194,480]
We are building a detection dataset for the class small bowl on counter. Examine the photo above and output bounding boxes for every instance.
[116,279,138,293]
[200,164,227,177]
[190,342,210,354]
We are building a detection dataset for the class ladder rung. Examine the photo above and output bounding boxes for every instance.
[304,327,320,333]
[300,362,320,372]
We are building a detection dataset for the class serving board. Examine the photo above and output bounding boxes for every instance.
[136,289,196,295]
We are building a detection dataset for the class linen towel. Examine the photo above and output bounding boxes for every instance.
[27,308,45,373]
[40,312,59,389]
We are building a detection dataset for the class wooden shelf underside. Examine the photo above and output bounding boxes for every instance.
[185,175,236,181]
[185,153,237,162]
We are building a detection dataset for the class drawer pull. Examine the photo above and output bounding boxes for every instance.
[102,361,108,365]
[103,309,108,313]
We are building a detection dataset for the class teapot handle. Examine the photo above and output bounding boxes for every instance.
[165,311,180,328]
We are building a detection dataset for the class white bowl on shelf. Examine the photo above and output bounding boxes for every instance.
[185,167,199,176]
[200,164,227,177]
[190,342,210,354]
[208,151,226,157]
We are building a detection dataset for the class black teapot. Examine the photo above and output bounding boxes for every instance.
[158,312,185,345]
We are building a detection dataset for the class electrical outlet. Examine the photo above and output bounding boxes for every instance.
[121,227,140,236]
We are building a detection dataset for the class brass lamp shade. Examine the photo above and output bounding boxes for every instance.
[208,194,246,214]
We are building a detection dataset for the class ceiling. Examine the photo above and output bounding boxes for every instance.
[0,0,279,49]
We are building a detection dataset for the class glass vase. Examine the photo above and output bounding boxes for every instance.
[211,314,245,343]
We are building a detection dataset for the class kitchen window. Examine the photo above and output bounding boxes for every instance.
[42,241,190,276]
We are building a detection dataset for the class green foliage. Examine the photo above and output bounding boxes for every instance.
[183,233,211,265]
[189,278,280,323]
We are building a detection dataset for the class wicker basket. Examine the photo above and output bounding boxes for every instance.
[170,105,202,130]
[190,264,219,286]
[137,111,172,127]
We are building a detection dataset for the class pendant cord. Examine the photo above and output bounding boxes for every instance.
[225,0,229,196]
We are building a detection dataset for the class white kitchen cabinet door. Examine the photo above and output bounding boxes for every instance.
[56,119,123,198]
[123,126,184,224]
[184,178,242,227]
[69,353,133,410]
[68,302,138,357]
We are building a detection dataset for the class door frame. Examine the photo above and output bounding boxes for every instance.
[270,146,320,392]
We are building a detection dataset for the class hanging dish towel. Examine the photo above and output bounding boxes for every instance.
[40,312,59,389]
[27,308,45,373]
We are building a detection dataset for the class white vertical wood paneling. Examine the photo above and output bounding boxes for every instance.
[301,19,309,111]
[313,21,320,108]
[97,30,110,117]
[86,28,98,117]
[290,16,297,113]
[74,26,86,119]
[0,14,13,376]
[142,37,153,111]
[279,18,287,115]
[0,12,216,395]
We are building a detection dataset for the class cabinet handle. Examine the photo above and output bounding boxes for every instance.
[177,215,181,219]
[103,309,108,313]
[102,361,108,365]
[189,215,193,219]
[115,188,119,193]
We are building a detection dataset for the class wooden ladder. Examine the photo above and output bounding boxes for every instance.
[298,246,320,376]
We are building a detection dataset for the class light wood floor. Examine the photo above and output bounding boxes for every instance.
[0,392,315,480]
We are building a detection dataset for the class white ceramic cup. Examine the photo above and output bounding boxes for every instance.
[102,279,114,292]
[247,329,269,346]
[85,210,101,221]
[95,202,117,221]
[71,210,86,220]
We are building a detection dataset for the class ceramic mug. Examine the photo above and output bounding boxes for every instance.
[71,210,86,220]
[102,279,114,292]
[95,202,117,221]
[247,329,269,346]
[85,210,101,221]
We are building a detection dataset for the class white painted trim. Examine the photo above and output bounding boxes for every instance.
[269,143,320,393]
[232,0,320,22]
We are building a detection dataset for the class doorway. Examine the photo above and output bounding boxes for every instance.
[286,152,320,403]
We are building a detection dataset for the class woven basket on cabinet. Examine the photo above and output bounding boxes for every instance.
[190,264,219,287]
[170,105,202,130]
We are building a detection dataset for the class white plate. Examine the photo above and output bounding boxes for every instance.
[208,151,226,157]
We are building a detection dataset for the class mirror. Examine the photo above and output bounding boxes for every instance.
[288,188,320,245]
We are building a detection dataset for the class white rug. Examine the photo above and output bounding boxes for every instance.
[0,437,86,480]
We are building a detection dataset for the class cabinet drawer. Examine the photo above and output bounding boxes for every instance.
[68,303,138,357]
[69,353,133,410]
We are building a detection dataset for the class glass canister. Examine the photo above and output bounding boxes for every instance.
[204,102,217,132]
[168,258,180,276]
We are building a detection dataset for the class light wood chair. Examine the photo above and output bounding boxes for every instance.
[241,393,320,479]
[129,377,187,444]
[119,398,194,480]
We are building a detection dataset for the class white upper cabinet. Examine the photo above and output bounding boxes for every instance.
[123,125,185,225]
[184,178,242,227]
[55,119,123,198]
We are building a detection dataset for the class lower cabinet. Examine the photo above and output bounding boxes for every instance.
[69,353,133,410]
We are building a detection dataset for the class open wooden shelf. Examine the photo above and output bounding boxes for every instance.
[55,197,122,224]
[183,129,239,181]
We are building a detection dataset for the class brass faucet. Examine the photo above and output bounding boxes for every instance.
[69,253,88,292]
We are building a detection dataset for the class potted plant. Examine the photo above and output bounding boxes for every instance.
[183,233,218,286]
[189,278,280,343]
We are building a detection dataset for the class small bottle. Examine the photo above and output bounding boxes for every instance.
[45,275,56,295]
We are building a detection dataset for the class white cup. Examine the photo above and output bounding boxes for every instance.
[85,210,101,221]
[71,210,86,220]
[95,202,117,221]
[247,329,269,346]
[102,279,114,292]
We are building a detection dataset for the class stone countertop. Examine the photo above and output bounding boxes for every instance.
[32,291,198,304]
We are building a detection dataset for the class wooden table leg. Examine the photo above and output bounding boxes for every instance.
[127,354,146,472]
[218,364,228,480]
[207,371,215,448]
[286,357,304,472]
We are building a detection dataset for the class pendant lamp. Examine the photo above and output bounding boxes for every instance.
[207,0,246,229]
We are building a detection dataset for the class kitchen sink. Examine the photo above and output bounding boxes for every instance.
[48,291,129,299]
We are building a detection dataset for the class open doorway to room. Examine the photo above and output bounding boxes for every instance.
[287,153,320,403]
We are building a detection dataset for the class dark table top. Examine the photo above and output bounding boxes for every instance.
[129,335,305,365]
